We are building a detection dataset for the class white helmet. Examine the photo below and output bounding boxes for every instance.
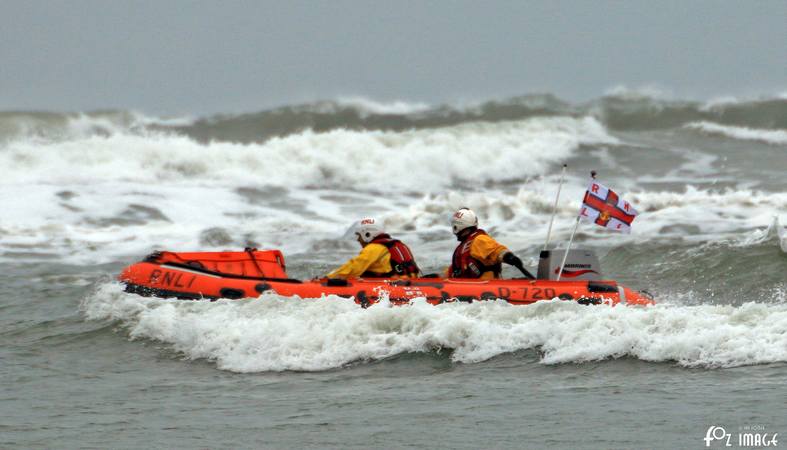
[451,208,478,235]
[349,217,385,244]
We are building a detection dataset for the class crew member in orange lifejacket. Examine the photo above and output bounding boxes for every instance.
[447,208,533,280]
[327,218,421,280]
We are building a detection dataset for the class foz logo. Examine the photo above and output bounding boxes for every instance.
[704,425,779,448]
[705,426,732,447]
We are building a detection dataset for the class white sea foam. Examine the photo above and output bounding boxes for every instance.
[699,96,743,111]
[620,187,787,243]
[335,97,432,116]
[82,283,787,372]
[0,116,614,189]
[0,182,346,263]
[2,176,783,265]
[0,115,612,262]
[685,121,787,145]
[701,92,787,111]
[2,110,784,264]
[383,185,787,249]
[0,111,194,142]
[604,85,675,101]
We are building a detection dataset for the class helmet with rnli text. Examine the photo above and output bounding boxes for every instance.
[354,217,385,244]
[451,207,478,235]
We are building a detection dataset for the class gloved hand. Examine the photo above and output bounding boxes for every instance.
[502,252,523,268]
[502,252,535,279]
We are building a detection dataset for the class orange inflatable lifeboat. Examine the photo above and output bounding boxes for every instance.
[118,249,654,306]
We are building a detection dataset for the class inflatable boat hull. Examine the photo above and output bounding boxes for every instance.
[118,251,653,306]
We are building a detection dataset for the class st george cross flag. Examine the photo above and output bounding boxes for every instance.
[579,180,638,233]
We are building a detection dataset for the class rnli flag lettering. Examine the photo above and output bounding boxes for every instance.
[579,181,638,233]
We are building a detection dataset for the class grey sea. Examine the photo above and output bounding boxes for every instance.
[2,93,786,449]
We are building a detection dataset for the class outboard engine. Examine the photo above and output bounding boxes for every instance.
[537,249,602,281]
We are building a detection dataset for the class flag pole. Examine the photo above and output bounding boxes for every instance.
[556,217,580,281]
[556,170,596,281]
[543,164,567,251]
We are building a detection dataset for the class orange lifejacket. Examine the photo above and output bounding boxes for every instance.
[362,234,421,277]
[449,229,502,278]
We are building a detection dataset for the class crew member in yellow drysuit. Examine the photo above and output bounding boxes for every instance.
[446,208,533,279]
[327,218,420,279]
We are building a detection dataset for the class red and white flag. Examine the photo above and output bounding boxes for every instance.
[579,180,638,233]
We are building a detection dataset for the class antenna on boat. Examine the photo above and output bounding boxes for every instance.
[543,164,567,251]
[556,170,595,281]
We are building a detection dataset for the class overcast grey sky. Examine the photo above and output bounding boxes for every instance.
[1,0,784,114]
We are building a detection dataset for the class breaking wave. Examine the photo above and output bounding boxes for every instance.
[383,186,787,243]
[82,284,787,372]
[0,116,613,189]
[2,92,785,144]
[597,95,787,131]
[0,110,194,143]
[684,121,787,145]
[2,179,783,265]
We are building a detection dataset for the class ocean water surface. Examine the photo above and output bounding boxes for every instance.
[2,92,786,448]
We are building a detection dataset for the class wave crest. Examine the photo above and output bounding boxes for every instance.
[1,116,613,190]
[3,92,783,142]
[685,121,787,145]
[82,284,787,372]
